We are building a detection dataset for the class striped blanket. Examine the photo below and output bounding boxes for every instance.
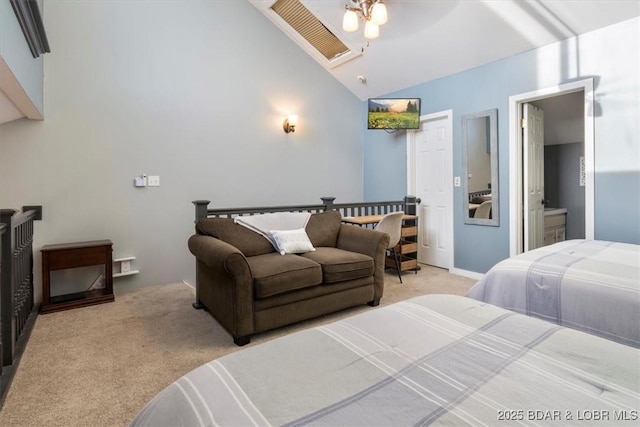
[130,294,639,426]
[466,240,640,348]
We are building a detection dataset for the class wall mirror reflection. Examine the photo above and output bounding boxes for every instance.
[462,108,499,226]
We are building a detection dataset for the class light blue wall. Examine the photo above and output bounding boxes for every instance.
[0,0,44,114]
[364,17,640,273]
[0,1,364,298]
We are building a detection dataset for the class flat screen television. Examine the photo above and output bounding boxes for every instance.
[368,98,421,130]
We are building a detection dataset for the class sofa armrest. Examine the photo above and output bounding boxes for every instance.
[188,234,255,339]
[336,225,390,302]
[189,234,245,271]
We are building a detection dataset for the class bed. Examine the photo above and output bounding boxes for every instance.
[466,239,640,348]
[130,294,639,426]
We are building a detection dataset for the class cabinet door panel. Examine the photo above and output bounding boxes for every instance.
[544,230,556,246]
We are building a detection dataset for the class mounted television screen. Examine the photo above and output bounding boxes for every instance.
[368,98,421,130]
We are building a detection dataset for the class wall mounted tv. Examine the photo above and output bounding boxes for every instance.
[368,98,421,130]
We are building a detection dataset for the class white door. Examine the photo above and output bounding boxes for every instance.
[413,114,452,268]
[523,103,545,250]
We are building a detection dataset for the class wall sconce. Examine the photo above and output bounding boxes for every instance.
[283,114,298,133]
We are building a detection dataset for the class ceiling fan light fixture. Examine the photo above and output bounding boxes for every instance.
[370,2,387,25]
[343,10,359,32]
[364,20,379,39]
[343,0,387,39]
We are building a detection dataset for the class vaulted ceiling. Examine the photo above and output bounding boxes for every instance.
[251,0,640,100]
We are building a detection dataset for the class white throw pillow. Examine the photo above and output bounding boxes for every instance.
[268,228,315,255]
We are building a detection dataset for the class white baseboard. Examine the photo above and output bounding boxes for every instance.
[181,280,195,289]
[450,268,484,281]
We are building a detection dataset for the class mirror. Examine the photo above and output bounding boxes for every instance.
[462,108,499,226]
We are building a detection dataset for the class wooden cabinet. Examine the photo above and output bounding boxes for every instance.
[341,213,420,274]
[385,216,419,272]
[543,212,566,246]
[40,240,115,314]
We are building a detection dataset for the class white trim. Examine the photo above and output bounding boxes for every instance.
[407,109,454,270]
[449,268,484,281]
[113,270,140,278]
[509,79,594,256]
[407,130,417,196]
[0,56,43,121]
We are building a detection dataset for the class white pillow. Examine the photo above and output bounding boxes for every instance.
[268,228,315,255]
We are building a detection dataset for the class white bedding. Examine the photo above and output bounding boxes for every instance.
[131,294,640,426]
[466,240,640,347]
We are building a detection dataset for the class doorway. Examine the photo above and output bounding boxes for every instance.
[406,110,453,269]
[509,79,595,256]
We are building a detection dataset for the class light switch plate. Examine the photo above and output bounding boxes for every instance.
[148,175,160,187]
[134,175,147,187]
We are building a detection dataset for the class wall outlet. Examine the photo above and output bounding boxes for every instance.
[454,176,461,187]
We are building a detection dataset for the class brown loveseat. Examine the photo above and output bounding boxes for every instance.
[188,210,389,346]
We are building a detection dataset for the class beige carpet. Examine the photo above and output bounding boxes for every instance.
[0,267,476,427]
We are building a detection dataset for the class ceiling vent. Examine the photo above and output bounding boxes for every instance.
[270,0,349,61]
[250,0,361,69]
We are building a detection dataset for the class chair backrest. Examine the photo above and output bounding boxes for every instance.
[374,211,405,248]
[474,200,492,219]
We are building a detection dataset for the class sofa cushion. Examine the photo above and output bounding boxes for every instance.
[196,218,274,257]
[269,228,315,255]
[300,247,374,284]
[305,210,341,248]
[247,253,323,299]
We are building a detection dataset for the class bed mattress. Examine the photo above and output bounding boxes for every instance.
[466,239,640,347]
[130,294,640,426]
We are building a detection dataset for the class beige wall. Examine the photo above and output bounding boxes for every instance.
[0,1,365,300]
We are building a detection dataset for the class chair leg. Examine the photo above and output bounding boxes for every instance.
[391,248,403,283]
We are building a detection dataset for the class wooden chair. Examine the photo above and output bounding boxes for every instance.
[374,211,405,283]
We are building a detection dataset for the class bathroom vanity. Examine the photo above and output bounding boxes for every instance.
[544,208,567,246]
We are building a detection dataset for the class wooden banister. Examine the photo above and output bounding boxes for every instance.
[0,206,40,409]
[192,196,420,221]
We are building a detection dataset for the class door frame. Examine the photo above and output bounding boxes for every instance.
[406,109,454,269]
[509,79,595,256]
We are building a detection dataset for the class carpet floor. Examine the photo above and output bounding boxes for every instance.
[0,266,476,427]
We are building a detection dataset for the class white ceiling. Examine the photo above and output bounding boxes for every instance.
[251,0,640,100]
